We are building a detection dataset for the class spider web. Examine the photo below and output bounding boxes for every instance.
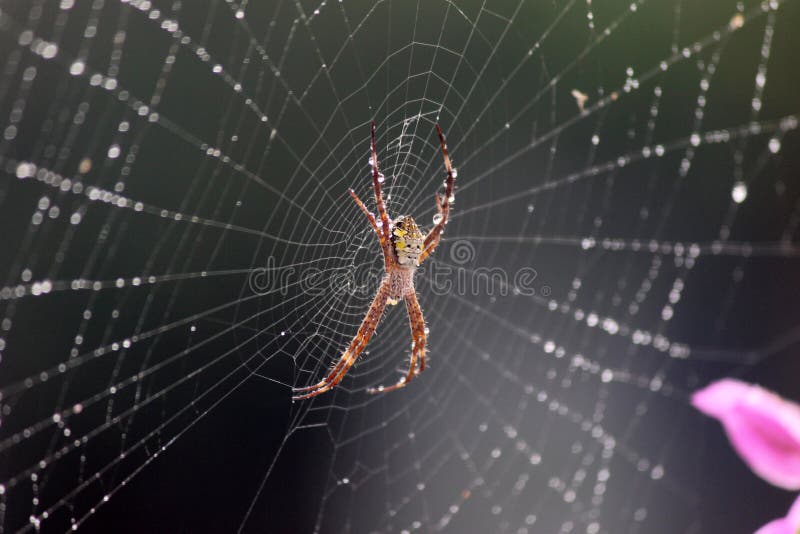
[0,0,799,532]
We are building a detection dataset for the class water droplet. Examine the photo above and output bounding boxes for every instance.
[69,60,85,76]
[16,162,36,179]
[377,173,385,183]
[41,43,58,59]
[432,213,443,224]
[731,182,747,203]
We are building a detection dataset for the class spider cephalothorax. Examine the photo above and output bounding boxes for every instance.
[391,216,424,267]
[292,122,456,400]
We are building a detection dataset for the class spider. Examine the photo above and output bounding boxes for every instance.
[292,122,456,400]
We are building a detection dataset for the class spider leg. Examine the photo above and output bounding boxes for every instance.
[419,124,455,264]
[349,189,380,233]
[370,122,392,243]
[349,189,394,262]
[366,289,427,394]
[292,278,391,400]
[408,290,427,373]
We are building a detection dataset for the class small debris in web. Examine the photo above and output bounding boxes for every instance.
[571,89,589,114]
[729,13,745,30]
[78,158,92,174]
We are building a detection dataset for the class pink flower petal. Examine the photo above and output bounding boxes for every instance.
[692,379,800,490]
[754,493,800,534]
[692,379,751,418]
[754,518,789,534]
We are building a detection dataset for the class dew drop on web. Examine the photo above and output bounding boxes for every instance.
[732,182,747,204]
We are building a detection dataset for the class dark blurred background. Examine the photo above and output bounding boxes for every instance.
[0,0,798,532]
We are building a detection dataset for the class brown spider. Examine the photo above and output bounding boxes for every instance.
[292,122,455,400]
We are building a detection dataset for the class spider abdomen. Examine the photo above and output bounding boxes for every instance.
[386,268,415,304]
